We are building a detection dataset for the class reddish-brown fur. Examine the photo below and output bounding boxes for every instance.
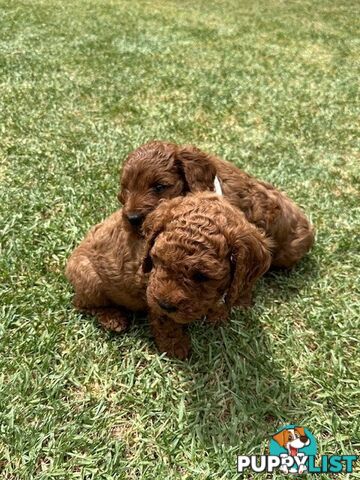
[66,193,271,358]
[120,141,314,268]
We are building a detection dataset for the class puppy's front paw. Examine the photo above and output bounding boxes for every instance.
[150,315,191,359]
[206,304,229,326]
[235,291,254,308]
[156,333,191,360]
[170,338,191,360]
[97,308,129,333]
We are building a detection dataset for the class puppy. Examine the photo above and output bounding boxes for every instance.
[65,209,147,333]
[142,193,272,357]
[119,141,314,268]
[66,193,271,358]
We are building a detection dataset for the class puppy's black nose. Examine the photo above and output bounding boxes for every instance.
[126,213,144,227]
[158,300,178,313]
[300,436,308,443]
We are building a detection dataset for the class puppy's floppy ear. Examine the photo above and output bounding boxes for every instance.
[175,145,217,192]
[272,429,288,447]
[295,427,306,437]
[117,164,126,204]
[141,198,182,273]
[225,223,272,308]
[117,190,125,205]
[142,232,158,274]
[142,211,165,274]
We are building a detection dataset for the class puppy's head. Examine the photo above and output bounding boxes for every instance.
[119,141,216,232]
[142,193,271,324]
[272,427,310,450]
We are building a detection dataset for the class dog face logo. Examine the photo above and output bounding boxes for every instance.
[270,425,317,474]
[238,426,357,475]
[273,427,310,456]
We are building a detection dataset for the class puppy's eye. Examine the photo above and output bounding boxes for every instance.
[153,183,168,193]
[192,271,210,282]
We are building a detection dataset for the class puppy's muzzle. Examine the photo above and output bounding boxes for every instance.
[126,212,144,227]
[157,300,178,313]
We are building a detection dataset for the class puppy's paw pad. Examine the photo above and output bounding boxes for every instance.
[99,312,129,333]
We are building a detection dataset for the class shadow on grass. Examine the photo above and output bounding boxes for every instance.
[182,318,294,455]
[265,253,321,301]
[107,307,306,456]
[81,254,318,458]
[178,257,320,454]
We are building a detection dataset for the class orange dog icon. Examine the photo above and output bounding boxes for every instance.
[272,427,310,474]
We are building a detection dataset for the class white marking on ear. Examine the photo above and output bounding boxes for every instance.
[213,175,223,195]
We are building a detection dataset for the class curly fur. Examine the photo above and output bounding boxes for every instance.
[66,193,271,358]
[120,141,314,268]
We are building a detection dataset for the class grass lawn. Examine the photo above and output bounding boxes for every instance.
[1,0,359,478]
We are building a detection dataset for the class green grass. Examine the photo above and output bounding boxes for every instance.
[1,0,359,478]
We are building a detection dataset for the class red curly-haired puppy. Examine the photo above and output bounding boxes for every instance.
[119,141,314,268]
[66,193,271,358]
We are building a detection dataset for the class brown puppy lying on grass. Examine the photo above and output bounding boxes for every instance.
[119,141,314,269]
[66,193,271,358]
